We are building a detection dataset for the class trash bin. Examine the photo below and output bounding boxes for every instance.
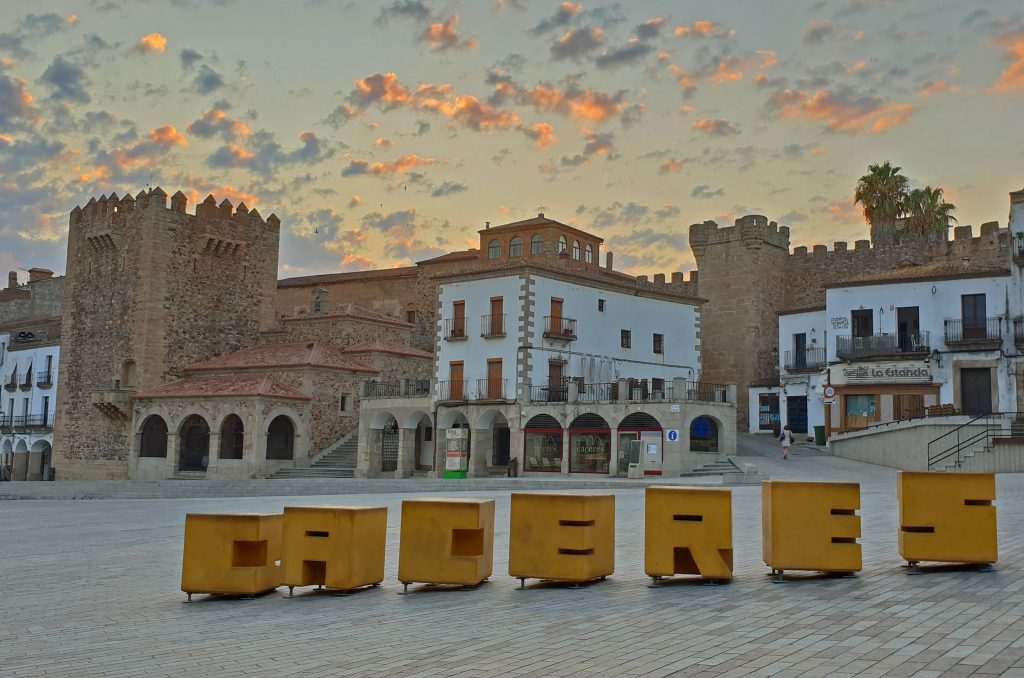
[627,463,642,479]
[813,425,826,446]
[507,458,519,478]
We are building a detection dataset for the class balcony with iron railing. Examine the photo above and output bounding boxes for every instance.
[1,412,54,430]
[443,317,468,341]
[36,370,53,387]
[476,378,509,401]
[480,314,506,338]
[542,316,577,341]
[437,379,468,402]
[3,373,17,392]
[362,378,432,400]
[835,332,931,360]
[529,378,729,405]
[943,317,1002,348]
[18,372,32,391]
[783,347,828,371]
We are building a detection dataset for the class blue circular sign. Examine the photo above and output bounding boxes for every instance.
[667,429,679,442]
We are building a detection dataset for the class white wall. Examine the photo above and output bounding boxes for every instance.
[438,273,702,399]
[526,275,700,387]
[778,310,826,372]
[0,342,59,425]
[825,276,1010,361]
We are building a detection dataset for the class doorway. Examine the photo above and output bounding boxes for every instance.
[960,368,993,415]
[897,306,920,352]
[786,396,808,434]
[758,393,780,431]
[178,415,210,472]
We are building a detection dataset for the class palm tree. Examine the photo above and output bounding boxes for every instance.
[904,186,957,241]
[855,162,908,245]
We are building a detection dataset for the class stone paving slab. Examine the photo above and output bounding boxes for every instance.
[3,437,1024,676]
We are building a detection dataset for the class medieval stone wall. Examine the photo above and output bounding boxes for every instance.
[52,188,280,479]
[261,315,414,348]
[690,213,1012,428]
[0,277,65,324]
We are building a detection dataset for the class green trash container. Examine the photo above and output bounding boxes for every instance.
[813,425,826,446]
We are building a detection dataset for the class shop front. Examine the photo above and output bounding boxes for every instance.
[827,361,939,433]
[523,413,563,472]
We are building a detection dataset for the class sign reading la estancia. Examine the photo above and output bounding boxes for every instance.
[831,361,932,385]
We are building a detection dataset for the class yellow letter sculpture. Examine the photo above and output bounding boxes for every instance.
[762,481,861,581]
[181,513,282,601]
[898,471,997,568]
[645,486,732,584]
[508,493,614,588]
[397,498,494,592]
[280,506,387,595]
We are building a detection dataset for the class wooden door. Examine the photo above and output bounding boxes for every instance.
[487,359,503,399]
[548,361,564,402]
[961,295,986,340]
[550,298,563,334]
[452,301,465,338]
[960,368,992,415]
[449,362,464,400]
[490,297,503,335]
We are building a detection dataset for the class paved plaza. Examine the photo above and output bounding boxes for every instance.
[4,436,1024,677]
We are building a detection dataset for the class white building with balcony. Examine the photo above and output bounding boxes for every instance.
[1,316,60,480]
[356,215,737,479]
[759,262,1016,438]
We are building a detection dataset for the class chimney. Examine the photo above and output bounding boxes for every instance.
[7,271,17,289]
[27,268,54,283]
[485,221,490,229]
[605,251,613,270]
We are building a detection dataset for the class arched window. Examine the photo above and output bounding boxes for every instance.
[690,416,719,453]
[572,240,581,260]
[531,234,544,254]
[219,414,244,460]
[509,236,523,257]
[558,235,568,253]
[139,415,168,458]
[584,244,593,263]
[178,414,210,472]
[488,239,502,259]
[267,415,295,460]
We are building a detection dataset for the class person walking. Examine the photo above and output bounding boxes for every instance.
[780,424,793,460]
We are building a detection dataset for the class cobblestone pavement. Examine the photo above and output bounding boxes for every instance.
[3,435,1024,677]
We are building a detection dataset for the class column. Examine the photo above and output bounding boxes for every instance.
[26,449,42,481]
[607,427,619,477]
[165,432,180,478]
[468,428,491,477]
[396,427,416,478]
[560,427,570,475]
[206,432,221,477]
[12,449,28,481]
[363,428,382,478]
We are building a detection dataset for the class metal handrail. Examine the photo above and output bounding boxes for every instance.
[543,316,577,340]
[784,347,827,371]
[926,411,1018,470]
[476,378,507,400]
[480,314,506,337]
[943,317,1001,343]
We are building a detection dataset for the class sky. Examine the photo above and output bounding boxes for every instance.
[1,0,1023,282]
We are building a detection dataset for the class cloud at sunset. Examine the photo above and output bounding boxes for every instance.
[342,154,438,177]
[989,33,1024,93]
[766,87,915,134]
[692,118,741,136]
[137,33,167,53]
[421,16,477,52]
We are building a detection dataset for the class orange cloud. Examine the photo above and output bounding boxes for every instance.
[526,84,629,123]
[692,118,740,136]
[826,199,866,224]
[348,194,362,208]
[421,16,477,51]
[184,185,259,209]
[187,108,250,139]
[375,137,393,148]
[990,33,1024,93]
[344,154,438,177]
[523,122,557,149]
[710,59,743,84]
[919,80,959,97]
[668,64,696,93]
[76,165,112,184]
[149,124,187,147]
[674,20,729,38]
[768,89,915,134]
[659,159,683,174]
[138,33,167,53]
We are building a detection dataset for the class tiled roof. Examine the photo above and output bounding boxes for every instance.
[277,266,418,288]
[416,249,478,265]
[282,303,414,328]
[342,339,433,359]
[479,215,605,243]
[133,375,311,401]
[185,341,379,373]
[777,305,826,317]
[828,262,1010,288]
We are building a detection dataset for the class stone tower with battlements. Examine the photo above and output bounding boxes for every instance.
[52,188,281,479]
[690,205,1014,429]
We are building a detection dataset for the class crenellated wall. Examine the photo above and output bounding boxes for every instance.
[690,208,1014,428]
[53,188,281,479]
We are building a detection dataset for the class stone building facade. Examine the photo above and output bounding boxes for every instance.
[53,188,281,479]
[690,205,1017,428]
[0,268,64,324]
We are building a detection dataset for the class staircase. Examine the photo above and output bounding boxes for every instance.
[679,458,740,477]
[270,432,358,479]
[169,471,207,480]
[928,412,1024,473]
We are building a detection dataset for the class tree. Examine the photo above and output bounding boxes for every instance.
[854,161,908,245]
[904,186,957,240]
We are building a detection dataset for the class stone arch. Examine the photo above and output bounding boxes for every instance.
[475,409,510,467]
[370,410,399,429]
[689,415,720,453]
[31,440,51,480]
[619,412,662,430]
[178,414,210,471]
[401,410,432,429]
[219,413,245,460]
[523,413,563,472]
[437,408,470,429]
[568,413,611,474]
[15,439,28,453]
[473,408,507,429]
[524,412,564,429]
[139,413,169,458]
[267,415,296,460]
[402,410,435,471]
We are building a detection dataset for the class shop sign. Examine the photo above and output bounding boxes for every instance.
[832,362,932,385]
[666,429,680,443]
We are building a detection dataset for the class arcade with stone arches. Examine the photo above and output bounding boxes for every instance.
[356,398,736,478]
[1,436,53,481]
[128,401,307,480]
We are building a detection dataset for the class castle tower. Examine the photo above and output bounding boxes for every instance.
[52,189,281,479]
[689,216,791,429]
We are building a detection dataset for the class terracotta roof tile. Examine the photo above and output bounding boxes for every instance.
[478,215,605,243]
[281,303,414,328]
[185,341,379,373]
[828,262,1010,288]
[277,266,418,288]
[341,339,434,359]
[134,375,312,401]
[415,249,478,265]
